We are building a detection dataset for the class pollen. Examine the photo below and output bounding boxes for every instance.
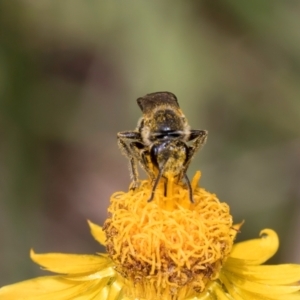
[103,172,234,300]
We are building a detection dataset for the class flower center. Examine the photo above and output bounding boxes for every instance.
[104,172,234,300]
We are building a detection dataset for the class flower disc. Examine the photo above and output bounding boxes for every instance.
[104,172,234,299]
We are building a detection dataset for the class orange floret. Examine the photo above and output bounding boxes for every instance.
[104,172,235,300]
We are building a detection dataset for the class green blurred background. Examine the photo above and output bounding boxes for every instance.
[1,0,300,286]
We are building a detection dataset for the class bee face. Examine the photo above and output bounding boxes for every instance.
[137,92,190,145]
[117,92,208,203]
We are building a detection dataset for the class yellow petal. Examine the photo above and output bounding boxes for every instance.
[30,249,112,275]
[65,266,116,281]
[73,277,122,300]
[107,279,123,300]
[0,276,94,300]
[236,290,300,300]
[222,276,300,300]
[225,263,300,285]
[224,271,300,295]
[184,282,232,300]
[220,273,251,300]
[0,273,123,300]
[210,281,233,299]
[88,220,107,246]
[229,229,279,264]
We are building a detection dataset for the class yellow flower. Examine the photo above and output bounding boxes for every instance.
[1,172,300,300]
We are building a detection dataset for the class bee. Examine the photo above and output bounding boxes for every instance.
[117,92,208,203]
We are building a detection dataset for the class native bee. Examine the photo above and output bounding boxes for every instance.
[117,92,208,203]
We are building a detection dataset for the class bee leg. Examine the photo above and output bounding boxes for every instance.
[128,143,156,185]
[187,129,208,155]
[140,150,156,181]
[183,173,194,203]
[181,129,208,178]
[178,130,207,203]
[129,157,139,190]
[117,136,139,189]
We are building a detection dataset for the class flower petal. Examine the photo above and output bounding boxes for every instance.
[71,275,124,300]
[65,266,116,281]
[88,220,107,246]
[220,273,253,300]
[0,276,93,300]
[209,281,234,299]
[229,229,279,264]
[236,290,300,300]
[223,271,300,296]
[107,279,123,300]
[222,278,300,300]
[0,273,124,300]
[30,249,112,275]
[225,263,300,285]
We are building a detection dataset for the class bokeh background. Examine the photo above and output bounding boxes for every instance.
[1,0,300,286]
